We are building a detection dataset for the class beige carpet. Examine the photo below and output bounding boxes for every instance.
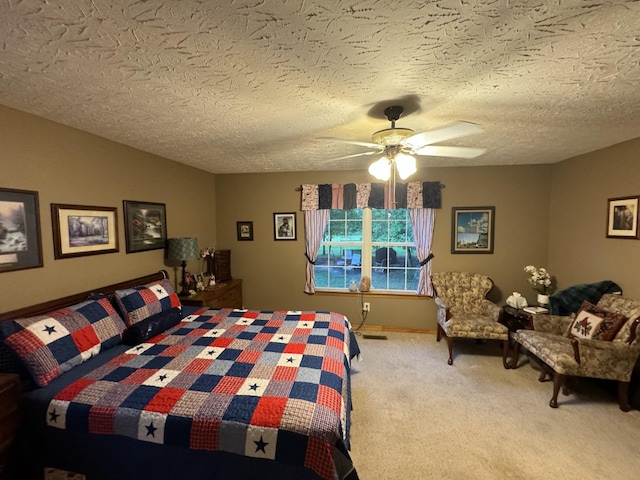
[348,331,640,480]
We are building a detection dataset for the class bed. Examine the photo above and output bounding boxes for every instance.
[0,271,359,480]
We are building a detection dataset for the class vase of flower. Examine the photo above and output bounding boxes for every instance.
[524,265,554,306]
[537,293,550,307]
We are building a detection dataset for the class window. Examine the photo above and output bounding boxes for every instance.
[313,208,420,293]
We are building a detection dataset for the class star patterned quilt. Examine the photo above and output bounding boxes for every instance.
[45,308,358,480]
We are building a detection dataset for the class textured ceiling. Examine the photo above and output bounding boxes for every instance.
[1,0,640,174]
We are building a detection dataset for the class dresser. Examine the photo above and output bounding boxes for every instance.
[0,373,20,479]
[183,278,243,309]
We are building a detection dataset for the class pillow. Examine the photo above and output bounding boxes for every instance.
[122,307,183,345]
[567,300,627,341]
[0,295,126,387]
[114,279,181,326]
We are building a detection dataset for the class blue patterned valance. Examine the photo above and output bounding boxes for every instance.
[301,181,441,210]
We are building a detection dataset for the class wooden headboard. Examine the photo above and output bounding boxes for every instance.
[0,270,168,322]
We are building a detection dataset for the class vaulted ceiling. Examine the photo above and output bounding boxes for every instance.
[1,1,639,174]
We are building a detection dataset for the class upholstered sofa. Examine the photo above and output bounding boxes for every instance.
[513,293,640,411]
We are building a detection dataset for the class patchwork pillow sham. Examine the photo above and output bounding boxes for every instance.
[0,294,126,387]
[114,279,181,326]
[567,300,627,341]
[121,307,183,345]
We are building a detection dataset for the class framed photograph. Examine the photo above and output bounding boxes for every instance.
[51,204,119,259]
[451,206,495,254]
[237,221,254,241]
[123,200,167,253]
[606,196,640,239]
[274,212,296,241]
[0,188,43,273]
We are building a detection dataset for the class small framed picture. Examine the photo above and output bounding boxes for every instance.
[274,212,296,241]
[606,196,640,239]
[0,188,43,273]
[237,221,254,241]
[51,204,119,259]
[123,200,167,253]
[451,206,495,254]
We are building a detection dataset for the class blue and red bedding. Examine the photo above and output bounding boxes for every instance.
[41,307,358,480]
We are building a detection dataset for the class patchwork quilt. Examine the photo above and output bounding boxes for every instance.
[46,308,358,480]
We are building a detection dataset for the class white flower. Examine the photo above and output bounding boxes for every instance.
[523,265,553,294]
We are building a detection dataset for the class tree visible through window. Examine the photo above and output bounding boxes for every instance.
[313,208,420,292]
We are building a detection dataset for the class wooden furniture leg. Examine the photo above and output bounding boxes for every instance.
[549,373,565,408]
[502,338,510,369]
[445,336,454,365]
[618,381,631,412]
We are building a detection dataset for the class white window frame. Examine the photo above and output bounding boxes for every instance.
[315,208,419,294]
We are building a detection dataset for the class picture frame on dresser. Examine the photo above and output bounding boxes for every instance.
[451,206,495,254]
[0,188,43,273]
[51,204,119,259]
[123,200,167,253]
[606,196,640,239]
[273,212,296,241]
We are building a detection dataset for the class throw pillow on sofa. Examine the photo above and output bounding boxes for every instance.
[567,300,627,341]
[0,294,126,387]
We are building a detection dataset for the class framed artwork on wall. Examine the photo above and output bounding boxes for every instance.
[273,212,296,241]
[51,204,119,259]
[451,206,495,254]
[0,188,43,273]
[123,200,167,253]
[237,221,254,241]
[606,196,640,239]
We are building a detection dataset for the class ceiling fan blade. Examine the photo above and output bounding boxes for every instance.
[402,121,484,149]
[317,137,382,149]
[413,145,487,159]
[321,150,382,162]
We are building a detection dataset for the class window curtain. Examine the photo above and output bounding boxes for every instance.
[409,208,437,296]
[301,181,440,296]
[303,209,329,294]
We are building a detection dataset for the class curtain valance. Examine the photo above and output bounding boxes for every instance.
[301,181,441,210]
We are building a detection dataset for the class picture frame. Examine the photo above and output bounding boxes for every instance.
[606,196,640,239]
[273,212,297,241]
[123,200,167,253]
[0,188,43,273]
[451,206,495,254]
[51,204,119,259]
[237,221,254,241]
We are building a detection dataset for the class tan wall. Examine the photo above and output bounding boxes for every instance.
[4,102,638,329]
[549,137,640,297]
[0,105,217,311]
[215,165,552,330]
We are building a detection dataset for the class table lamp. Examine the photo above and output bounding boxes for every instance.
[167,237,200,296]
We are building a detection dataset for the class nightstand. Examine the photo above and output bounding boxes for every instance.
[0,373,20,478]
[184,279,243,309]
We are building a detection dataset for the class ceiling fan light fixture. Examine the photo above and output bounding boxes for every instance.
[395,153,417,180]
[368,157,391,181]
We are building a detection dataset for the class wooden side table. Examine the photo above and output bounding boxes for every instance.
[183,279,243,309]
[0,373,20,478]
[499,305,535,369]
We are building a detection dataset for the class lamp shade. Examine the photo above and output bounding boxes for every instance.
[167,237,200,261]
[395,153,417,180]
[368,157,391,181]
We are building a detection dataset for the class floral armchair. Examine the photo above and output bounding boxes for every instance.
[513,293,640,411]
[431,272,509,366]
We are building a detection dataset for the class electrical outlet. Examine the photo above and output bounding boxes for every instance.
[363,302,370,312]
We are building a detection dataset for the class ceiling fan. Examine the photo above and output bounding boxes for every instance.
[325,105,487,180]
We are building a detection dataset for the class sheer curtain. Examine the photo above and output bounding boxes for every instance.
[410,208,437,296]
[303,209,329,293]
